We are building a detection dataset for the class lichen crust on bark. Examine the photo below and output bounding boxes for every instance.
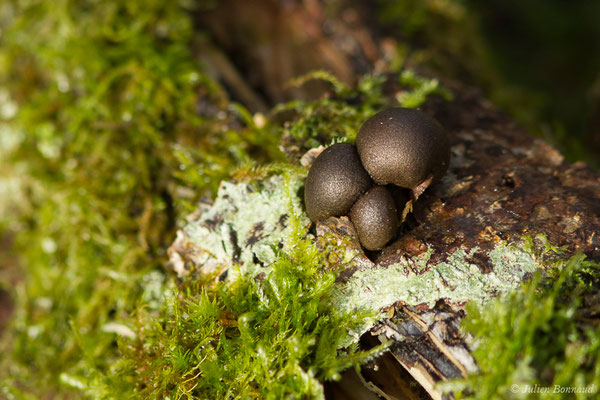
[168,171,544,345]
[169,173,309,281]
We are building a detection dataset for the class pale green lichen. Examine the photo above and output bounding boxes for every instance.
[332,244,540,341]
[325,242,540,344]
[178,173,309,280]
[174,175,544,346]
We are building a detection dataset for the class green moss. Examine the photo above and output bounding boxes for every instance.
[272,67,447,155]
[92,173,387,399]
[0,0,280,398]
[4,1,597,399]
[396,69,452,108]
[440,245,600,399]
[272,71,387,152]
[1,1,443,395]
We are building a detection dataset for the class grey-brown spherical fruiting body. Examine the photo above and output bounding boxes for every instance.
[355,107,450,189]
[349,186,399,251]
[304,143,373,221]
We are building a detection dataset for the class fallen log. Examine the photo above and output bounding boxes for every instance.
[168,80,600,398]
[166,1,600,398]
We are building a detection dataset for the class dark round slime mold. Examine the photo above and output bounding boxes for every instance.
[349,186,399,251]
[355,107,450,189]
[304,108,450,252]
[304,143,372,221]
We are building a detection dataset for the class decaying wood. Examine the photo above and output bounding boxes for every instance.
[304,80,600,399]
[170,2,600,399]
[413,86,600,263]
[197,0,378,106]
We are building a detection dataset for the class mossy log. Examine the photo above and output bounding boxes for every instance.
[167,2,600,399]
[169,82,600,399]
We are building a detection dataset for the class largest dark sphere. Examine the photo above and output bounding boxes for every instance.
[355,108,450,189]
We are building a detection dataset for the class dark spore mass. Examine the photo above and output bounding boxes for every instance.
[356,107,450,189]
[350,186,399,251]
[304,143,372,221]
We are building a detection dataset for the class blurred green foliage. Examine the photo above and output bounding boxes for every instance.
[0,0,282,397]
[466,0,600,166]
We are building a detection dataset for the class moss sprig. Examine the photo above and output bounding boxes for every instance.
[106,177,384,399]
[442,252,600,399]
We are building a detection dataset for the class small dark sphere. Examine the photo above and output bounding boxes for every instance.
[356,107,450,189]
[304,143,373,221]
[349,186,399,251]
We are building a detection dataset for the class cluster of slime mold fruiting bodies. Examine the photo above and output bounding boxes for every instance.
[305,107,450,250]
